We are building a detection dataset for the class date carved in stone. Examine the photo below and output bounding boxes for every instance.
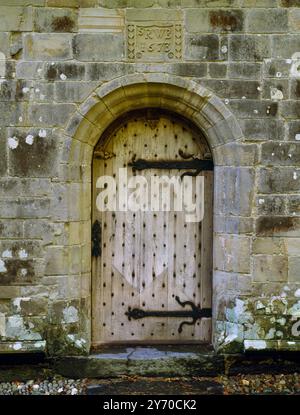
[127,23,182,61]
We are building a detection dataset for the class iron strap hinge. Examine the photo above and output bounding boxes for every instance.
[125,296,212,333]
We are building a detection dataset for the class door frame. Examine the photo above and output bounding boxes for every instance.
[61,73,244,355]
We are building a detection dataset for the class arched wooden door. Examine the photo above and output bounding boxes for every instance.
[92,109,213,346]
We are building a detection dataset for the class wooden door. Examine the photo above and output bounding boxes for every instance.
[92,110,213,346]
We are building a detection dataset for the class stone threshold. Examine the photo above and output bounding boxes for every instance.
[53,345,300,379]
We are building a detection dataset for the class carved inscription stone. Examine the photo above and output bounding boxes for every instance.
[127,23,182,61]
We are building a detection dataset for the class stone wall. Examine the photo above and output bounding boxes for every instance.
[0,0,299,355]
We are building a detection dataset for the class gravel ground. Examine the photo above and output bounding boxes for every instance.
[0,373,299,395]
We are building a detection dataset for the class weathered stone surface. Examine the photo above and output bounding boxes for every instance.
[256,216,300,237]
[24,34,73,60]
[246,9,288,33]
[286,195,300,216]
[240,119,284,141]
[263,59,291,78]
[255,195,286,215]
[34,7,78,33]
[263,79,288,100]
[272,35,300,59]
[209,63,227,78]
[228,62,261,79]
[228,100,278,118]
[215,235,251,273]
[261,142,300,166]
[280,101,300,119]
[253,255,288,282]
[0,7,33,32]
[185,9,244,33]
[229,35,271,61]
[7,128,60,177]
[215,167,255,216]
[73,34,124,61]
[185,34,219,60]
[28,103,76,126]
[54,81,99,102]
[85,62,134,80]
[257,167,300,193]
[202,79,260,99]
[287,120,300,141]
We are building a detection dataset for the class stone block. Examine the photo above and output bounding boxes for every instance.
[0,220,24,239]
[47,0,93,6]
[126,8,181,21]
[214,216,254,234]
[289,9,300,32]
[262,79,289,100]
[54,81,99,102]
[246,9,288,33]
[44,62,86,81]
[201,79,260,99]
[261,142,300,166]
[289,257,300,282]
[24,34,73,61]
[257,167,300,193]
[8,128,60,178]
[252,237,285,255]
[239,119,284,141]
[184,34,219,60]
[280,101,300,119]
[85,62,133,81]
[255,195,286,216]
[214,142,259,166]
[185,9,244,33]
[286,196,300,216]
[290,79,300,100]
[0,128,7,176]
[287,121,300,141]
[280,0,300,6]
[272,35,300,59]
[0,7,33,32]
[0,286,21,299]
[209,63,227,78]
[229,35,271,61]
[214,235,251,273]
[28,103,76,127]
[242,0,277,5]
[0,198,50,219]
[253,255,288,282]
[228,100,278,118]
[228,62,261,79]
[0,177,51,198]
[214,167,255,216]
[263,59,291,78]
[16,61,44,80]
[34,7,78,33]
[256,216,300,237]
[0,33,10,59]
[73,34,124,61]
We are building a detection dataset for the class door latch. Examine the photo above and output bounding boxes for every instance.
[92,220,102,258]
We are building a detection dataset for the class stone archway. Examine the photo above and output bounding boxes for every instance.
[60,73,245,354]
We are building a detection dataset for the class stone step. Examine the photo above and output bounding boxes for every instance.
[54,345,225,379]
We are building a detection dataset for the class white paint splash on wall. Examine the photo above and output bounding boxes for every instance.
[295,134,300,141]
[2,249,12,258]
[8,136,19,149]
[38,129,47,138]
[63,306,79,323]
[13,342,22,351]
[18,249,28,259]
[270,87,283,101]
[25,134,34,145]
[0,259,7,273]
